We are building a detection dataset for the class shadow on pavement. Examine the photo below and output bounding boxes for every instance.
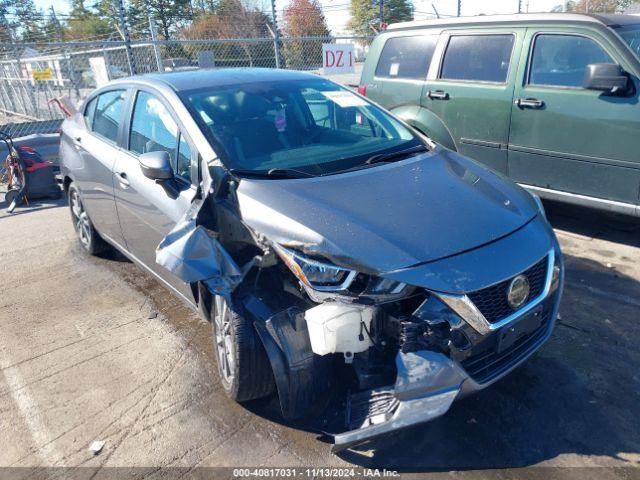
[543,200,640,248]
[0,196,65,219]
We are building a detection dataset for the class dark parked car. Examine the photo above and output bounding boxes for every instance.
[360,14,640,217]
[59,68,563,451]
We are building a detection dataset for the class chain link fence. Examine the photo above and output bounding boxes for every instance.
[0,35,372,139]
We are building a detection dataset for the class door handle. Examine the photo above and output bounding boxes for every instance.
[515,98,545,109]
[72,136,82,149]
[115,171,130,187]
[427,90,450,100]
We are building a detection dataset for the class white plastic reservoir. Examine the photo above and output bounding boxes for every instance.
[304,303,374,356]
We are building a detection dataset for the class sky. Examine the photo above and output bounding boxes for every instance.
[35,0,565,35]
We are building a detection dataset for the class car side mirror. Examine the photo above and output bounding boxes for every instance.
[139,151,179,199]
[583,63,630,95]
[139,151,173,180]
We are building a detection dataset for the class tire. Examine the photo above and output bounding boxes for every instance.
[4,188,20,205]
[212,295,275,402]
[68,183,110,255]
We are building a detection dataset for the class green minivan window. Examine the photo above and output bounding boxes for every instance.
[529,34,612,88]
[375,35,437,79]
[440,34,515,83]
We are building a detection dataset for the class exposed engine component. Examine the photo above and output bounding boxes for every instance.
[399,320,451,354]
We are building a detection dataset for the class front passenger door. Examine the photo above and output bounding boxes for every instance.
[113,90,198,303]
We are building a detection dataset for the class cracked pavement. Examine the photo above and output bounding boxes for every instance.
[0,195,639,476]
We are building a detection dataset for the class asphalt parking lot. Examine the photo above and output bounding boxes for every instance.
[1,192,639,477]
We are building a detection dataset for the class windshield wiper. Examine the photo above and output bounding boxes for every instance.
[364,144,428,165]
[229,168,315,179]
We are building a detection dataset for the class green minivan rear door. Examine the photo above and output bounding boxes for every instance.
[508,27,640,206]
[364,33,438,110]
[421,28,525,174]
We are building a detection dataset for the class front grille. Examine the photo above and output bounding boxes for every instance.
[461,308,552,384]
[467,256,548,324]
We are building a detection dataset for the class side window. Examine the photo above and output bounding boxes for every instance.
[129,91,178,163]
[375,35,437,79]
[84,97,98,129]
[528,34,613,88]
[176,135,192,181]
[92,90,125,142]
[440,34,515,83]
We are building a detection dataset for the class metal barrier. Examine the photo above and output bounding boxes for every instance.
[0,36,372,138]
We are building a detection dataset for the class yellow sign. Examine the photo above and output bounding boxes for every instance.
[32,68,53,81]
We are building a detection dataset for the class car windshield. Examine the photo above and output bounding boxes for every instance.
[183,78,422,177]
[614,24,640,59]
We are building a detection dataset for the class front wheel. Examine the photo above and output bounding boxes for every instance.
[68,183,109,255]
[212,295,275,402]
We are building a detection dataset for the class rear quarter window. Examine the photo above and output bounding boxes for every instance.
[375,35,437,79]
[440,34,515,83]
[92,90,126,143]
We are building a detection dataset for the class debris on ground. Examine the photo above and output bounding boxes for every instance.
[89,440,105,455]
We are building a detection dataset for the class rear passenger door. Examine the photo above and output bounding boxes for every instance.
[366,34,438,109]
[113,89,198,303]
[422,29,524,174]
[70,89,127,246]
[508,28,640,205]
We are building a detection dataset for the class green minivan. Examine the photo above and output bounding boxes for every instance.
[359,13,640,216]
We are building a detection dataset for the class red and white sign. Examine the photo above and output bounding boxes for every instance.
[322,43,355,75]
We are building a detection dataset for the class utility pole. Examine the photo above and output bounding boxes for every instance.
[149,15,163,72]
[51,6,80,97]
[269,0,281,69]
[457,0,462,17]
[379,0,384,26]
[116,0,136,75]
[518,0,522,13]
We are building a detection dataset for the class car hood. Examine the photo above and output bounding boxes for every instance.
[235,147,538,274]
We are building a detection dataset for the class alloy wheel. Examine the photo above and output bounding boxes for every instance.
[214,296,236,384]
[70,189,92,249]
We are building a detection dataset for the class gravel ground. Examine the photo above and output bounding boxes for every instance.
[0,190,639,478]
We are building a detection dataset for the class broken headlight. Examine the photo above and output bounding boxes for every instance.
[274,245,357,291]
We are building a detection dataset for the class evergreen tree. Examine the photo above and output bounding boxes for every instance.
[14,0,44,42]
[348,0,412,36]
[138,0,191,40]
[126,0,151,39]
[64,0,111,40]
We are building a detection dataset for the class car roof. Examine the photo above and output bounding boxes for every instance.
[118,68,320,92]
[387,13,640,31]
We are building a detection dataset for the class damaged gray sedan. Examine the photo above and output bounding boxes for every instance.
[59,68,564,451]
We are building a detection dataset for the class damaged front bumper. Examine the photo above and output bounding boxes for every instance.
[331,289,561,452]
[332,350,463,452]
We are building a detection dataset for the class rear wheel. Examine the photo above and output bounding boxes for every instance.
[212,295,275,402]
[68,183,109,255]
